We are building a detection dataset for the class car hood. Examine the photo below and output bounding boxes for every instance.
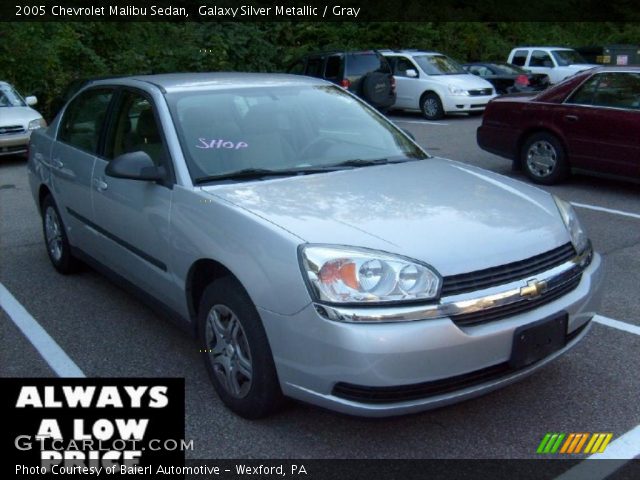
[431,74,495,90]
[201,159,571,276]
[0,106,42,127]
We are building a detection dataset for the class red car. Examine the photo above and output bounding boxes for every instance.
[477,66,640,184]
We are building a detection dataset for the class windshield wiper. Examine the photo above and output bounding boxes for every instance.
[328,158,410,168]
[193,167,335,184]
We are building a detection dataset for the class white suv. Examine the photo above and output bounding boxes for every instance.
[507,47,598,84]
[382,50,496,120]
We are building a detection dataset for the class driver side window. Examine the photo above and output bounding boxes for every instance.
[530,51,553,68]
[105,91,168,167]
[393,57,416,77]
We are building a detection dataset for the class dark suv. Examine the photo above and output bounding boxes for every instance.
[288,50,396,110]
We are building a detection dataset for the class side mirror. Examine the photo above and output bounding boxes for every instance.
[401,128,416,141]
[406,69,418,78]
[106,151,165,182]
[25,96,38,106]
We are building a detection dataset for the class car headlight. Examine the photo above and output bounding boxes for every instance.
[28,118,46,130]
[447,85,469,96]
[554,196,589,254]
[299,245,442,304]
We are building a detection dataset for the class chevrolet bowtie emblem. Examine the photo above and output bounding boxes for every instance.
[520,279,548,299]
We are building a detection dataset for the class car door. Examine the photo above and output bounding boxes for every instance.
[50,87,115,255]
[390,56,422,109]
[527,50,557,82]
[559,71,640,177]
[90,88,178,306]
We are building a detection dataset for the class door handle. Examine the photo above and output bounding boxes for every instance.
[49,158,64,169]
[93,178,108,192]
[564,115,579,122]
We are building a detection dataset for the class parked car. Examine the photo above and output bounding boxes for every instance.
[507,47,599,84]
[0,81,46,157]
[288,50,396,110]
[29,73,601,419]
[477,66,640,184]
[463,62,550,94]
[381,50,497,120]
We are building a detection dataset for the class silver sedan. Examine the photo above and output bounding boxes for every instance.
[28,73,602,418]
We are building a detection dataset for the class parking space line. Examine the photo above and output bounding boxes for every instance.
[0,282,85,377]
[571,202,640,221]
[593,315,640,336]
[389,118,450,126]
[554,424,640,480]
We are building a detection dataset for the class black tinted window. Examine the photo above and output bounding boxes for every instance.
[393,57,417,77]
[530,51,553,67]
[512,50,528,67]
[346,53,390,76]
[324,56,341,80]
[59,89,113,154]
[305,58,323,78]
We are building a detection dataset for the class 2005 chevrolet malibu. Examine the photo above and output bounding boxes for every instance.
[28,73,602,418]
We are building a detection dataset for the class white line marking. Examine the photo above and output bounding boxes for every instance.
[554,424,640,480]
[389,118,450,126]
[593,314,640,336]
[571,202,640,220]
[0,282,85,377]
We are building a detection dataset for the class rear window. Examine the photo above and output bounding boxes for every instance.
[346,53,390,76]
[492,63,525,75]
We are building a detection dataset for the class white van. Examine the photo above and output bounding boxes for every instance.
[382,50,497,120]
[507,47,598,84]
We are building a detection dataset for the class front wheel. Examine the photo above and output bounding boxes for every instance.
[198,277,283,419]
[521,132,569,185]
[420,93,444,120]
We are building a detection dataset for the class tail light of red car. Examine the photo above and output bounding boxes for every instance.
[515,74,530,86]
[340,78,351,89]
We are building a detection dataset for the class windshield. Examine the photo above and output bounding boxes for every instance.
[166,85,428,182]
[413,55,466,75]
[0,84,26,107]
[552,50,588,66]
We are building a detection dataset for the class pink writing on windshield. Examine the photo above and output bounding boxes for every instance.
[196,138,248,150]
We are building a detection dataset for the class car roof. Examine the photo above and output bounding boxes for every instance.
[88,72,328,93]
[511,46,574,51]
[382,50,441,56]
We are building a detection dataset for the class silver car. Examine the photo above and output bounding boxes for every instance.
[28,73,602,418]
[0,81,46,156]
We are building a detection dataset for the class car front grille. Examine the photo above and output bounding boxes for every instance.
[441,243,576,297]
[0,125,25,135]
[331,320,590,404]
[452,275,582,327]
[468,88,493,96]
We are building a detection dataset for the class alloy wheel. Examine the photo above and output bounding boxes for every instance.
[204,304,253,399]
[44,206,63,262]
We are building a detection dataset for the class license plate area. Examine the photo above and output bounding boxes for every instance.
[509,313,568,369]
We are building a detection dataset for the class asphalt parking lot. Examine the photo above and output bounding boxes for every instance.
[1,113,639,462]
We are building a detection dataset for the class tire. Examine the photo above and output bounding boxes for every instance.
[197,277,283,419]
[41,195,80,274]
[521,132,569,185]
[361,72,395,109]
[420,93,444,120]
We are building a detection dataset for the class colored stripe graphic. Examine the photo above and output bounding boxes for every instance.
[538,433,615,454]
[537,433,566,454]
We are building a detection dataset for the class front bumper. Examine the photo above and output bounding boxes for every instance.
[442,95,497,113]
[0,131,31,156]
[260,252,603,417]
